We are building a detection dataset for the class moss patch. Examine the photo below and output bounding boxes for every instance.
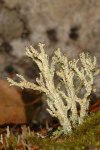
[4,110,100,150]
[27,110,100,150]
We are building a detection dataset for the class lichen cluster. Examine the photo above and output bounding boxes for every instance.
[7,43,100,134]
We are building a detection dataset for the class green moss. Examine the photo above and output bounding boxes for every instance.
[27,110,100,150]
[5,110,100,150]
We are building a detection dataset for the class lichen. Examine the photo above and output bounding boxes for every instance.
[7,43,100,135]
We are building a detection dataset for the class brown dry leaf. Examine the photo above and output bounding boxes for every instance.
[0,79,26,125]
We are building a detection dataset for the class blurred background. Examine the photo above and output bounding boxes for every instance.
[0,0,100,130]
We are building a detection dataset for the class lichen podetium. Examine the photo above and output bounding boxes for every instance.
[7,43,100,135]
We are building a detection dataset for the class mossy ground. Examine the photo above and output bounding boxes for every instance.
[27,110,100,150]
[4,110,100,150]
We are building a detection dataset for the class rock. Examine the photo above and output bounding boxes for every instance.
[0,8,24,42]
[10,38,30,59]
[0,79,26,125]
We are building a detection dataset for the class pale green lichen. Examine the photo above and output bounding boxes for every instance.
[7,43,100,135]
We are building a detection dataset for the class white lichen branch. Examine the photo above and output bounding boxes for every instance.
[7,43,100,134]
